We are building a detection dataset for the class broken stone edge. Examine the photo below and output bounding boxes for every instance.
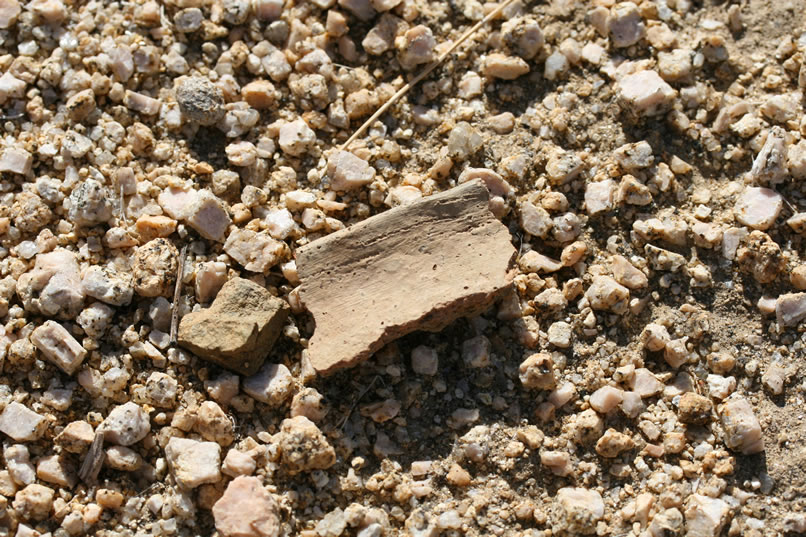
[177,285,291,376]
[297,179,517,375]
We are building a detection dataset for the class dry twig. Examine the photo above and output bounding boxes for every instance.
[119,182,127,225]
[170,245,189,345]
[340,0,519,151]
[78,430,105,485]
[339,375,381,430]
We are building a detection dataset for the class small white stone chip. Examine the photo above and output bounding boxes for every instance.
[0,147,32,175]
[585,180,616,215]
[81,266,134,307]
[124,90,162,115]
[684,494,731,537]
[585,276,630,312]
[0,402,47,442]
[589,386,624,414]
[720,397,763,455]
[618,70,676,117]
[31,320,88,376]
[36,455,77,488]
[243,363,295,406]
[547,321,572,348]
[327,150,376,191]
[165,437,222,489]
[734,186,783,231]
[100,402,150,446]
[186,190,232,242]
[555,487,604,534]
[776,292,806,327]
[278,119,316,157]
[224,229,288,273]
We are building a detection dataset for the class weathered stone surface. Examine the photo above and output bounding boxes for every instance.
[12,483,53,521]
[36,454,78,487]
[277,416,336,474]
[176,76,225,126]
[165,437,222,489]
[362,13,402,55]
[278,119,316,157]
[243,363,295,405]
[0,72,25,105]
[0,147,31,174]
[16,248,85,319]
[618,70,676,117]
[5,444,35,484]
[749,125,787,185]
[611,255,647,289]
[585,179,616,215]
[100,402,150,446]
[224,229,288,273]
[297,180,516,374]
[483,53,529,79]
[720,396,763,454]
[734,186,782,230]
[678,392,713,425]
[519,352,556,390]
[105,445,143,472]
[55,421,94,454]
[518,250,562,273]
[0,0,21,29]
[195,261,228,303]
[398,25,436,70]
[589,386,623,414]
[595,428,634,458]
[186,190,231,242]
[777,292,806,327]
[0,402,47,442]
[30,320,87,375]
[586,275,629,313]
[213,476,281,537]
[178,277,290,375]
[684,495,731,537]
[82,265,134,306]
[609,2,644,47]
[326,150,376,191]
[65,179,113,226]
[133,238,178,297]
[554,487,604,535]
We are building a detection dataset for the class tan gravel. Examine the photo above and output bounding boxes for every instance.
[0,0,805,536]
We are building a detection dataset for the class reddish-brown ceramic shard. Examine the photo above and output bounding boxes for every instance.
[297,179,517,375]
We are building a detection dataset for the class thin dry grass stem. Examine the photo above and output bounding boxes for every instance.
[339,375,381,430]
[340,0,520,151]
[170,245,189,345]
[119,182,126,225]
[782,196,796,215]
[78,430,105,485]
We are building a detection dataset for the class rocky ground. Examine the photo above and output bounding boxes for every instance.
[1,0,806,536]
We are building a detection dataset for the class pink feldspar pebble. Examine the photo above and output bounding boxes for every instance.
[632,368,664,398]
[0,147,32,174]
[734,186,783,231]
[213,476,280,537]
[618,70,676,117]
[589,386,624,413]
[398,25,436,70]
[585,179,616,215]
